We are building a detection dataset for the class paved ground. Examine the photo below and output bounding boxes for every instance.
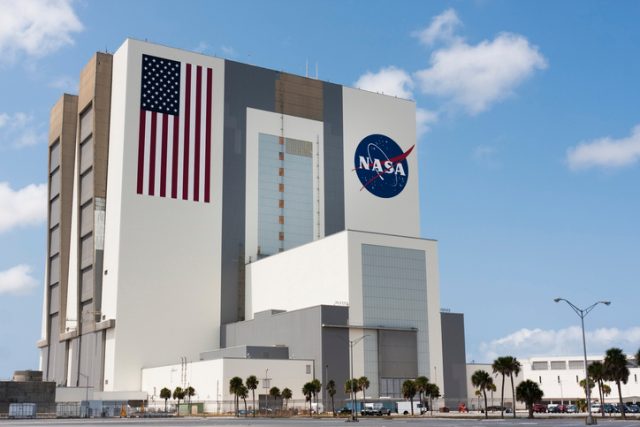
[3,415,640,427]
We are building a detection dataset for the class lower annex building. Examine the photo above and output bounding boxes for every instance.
[39,38,467,409]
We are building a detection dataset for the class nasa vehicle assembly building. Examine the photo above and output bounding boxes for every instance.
[39,39,467,409]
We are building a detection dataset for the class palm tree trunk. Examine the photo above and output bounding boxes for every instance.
[597,380,604,418]
[528,404,533,419]
[510,374,517,418]
[243,398,247,417]
[252,390,255,417]
[410,396,414,415]
[617,381,625,419]
[500,373,505,418]
[483,390,488,419]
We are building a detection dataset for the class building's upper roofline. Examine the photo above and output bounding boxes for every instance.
[119,37,416,104]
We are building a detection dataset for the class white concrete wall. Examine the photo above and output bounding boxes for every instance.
[342,87,420,237]
[141,358,314,411]
[246,231,350,318]
[522,356,640,403]
[102,39,225,391]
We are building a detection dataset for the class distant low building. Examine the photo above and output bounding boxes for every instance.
[467,356,640,410]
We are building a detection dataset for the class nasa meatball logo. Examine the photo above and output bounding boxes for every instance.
[353,134,414,198]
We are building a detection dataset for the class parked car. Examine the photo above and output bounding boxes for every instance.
[566,405,578,413]
[549,404,568,413]
[337,407,352,415]
[532,403,547,413]
[603,403,618,413]
[627,404,640,413]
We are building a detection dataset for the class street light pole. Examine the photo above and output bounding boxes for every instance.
[348,335,368,422]
[554,298,610,426]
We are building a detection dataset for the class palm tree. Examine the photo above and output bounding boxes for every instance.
[579,377,595,400]
[281,387,292,410]
[173,387,185,416]
[311,378,322,409]
[402,379,417,415]
[344,378,359,412]
[358,376,369,408]
[414,376,429,411]
[492,356,521,418]
[636,348,640,366]
[269,386,280,414]
[516,380,543,419]
[185,386,195,406]
[229,376,243,417]
[492,356,516,418]
[425,382,440,415]
[238,385,248,417]
[604,347,630,419]
[588,361,606,417]
[160,387,171,413]
[327,379,337,415]
[246,375,258,417]
[471,370,494,419]
[303,382,315,416]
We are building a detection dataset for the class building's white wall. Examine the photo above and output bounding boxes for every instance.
[341,88,420,237]
[245,108,324,264]
[246,231,349,318]
[522,356,640,403]
[466,363,524,410]
[141,358,314,410]
[102,39,225,391]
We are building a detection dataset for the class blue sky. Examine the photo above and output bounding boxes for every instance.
[1,0,639,379]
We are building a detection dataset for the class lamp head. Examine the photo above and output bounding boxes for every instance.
[553,298,562,303]
[602,301,611,306]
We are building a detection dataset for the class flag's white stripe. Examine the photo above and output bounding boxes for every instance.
[154,112,162,195]
[166,114,174,197]
[188,64,197,201]
[199,67,207,202]
[177,62,186,199]
[142,110,152,195]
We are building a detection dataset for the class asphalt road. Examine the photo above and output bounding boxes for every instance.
[3,416,640,427]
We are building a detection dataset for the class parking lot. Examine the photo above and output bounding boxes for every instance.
[3,413,640,427]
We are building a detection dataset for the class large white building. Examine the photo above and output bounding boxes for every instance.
[39,39,466,408]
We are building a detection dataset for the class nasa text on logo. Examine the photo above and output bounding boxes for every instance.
[353,134,414,198]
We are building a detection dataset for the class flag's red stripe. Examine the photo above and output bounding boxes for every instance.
[160,114,168,197]
[205,68,212,203]
[194,66,202,202]
[182,64,191,200]
[137,110,146,194]
[149,112,157,196]
[171,115,179,199]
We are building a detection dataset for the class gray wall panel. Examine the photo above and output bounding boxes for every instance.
[221,61,277,327]
[441,312,468,406]
[322,83,344,236]
[378,330,418,378]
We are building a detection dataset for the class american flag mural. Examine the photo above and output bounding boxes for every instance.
[137,54,213,202]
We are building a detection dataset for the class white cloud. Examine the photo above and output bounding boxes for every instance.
[0,0,83,62]
[413,9,462,46]
[49,75,79,92]
[193,41,208,54]
[0,182,47,233]
[354,66,414,99]
[0,112,46,148]
[478,326,640,362]
[0,264,38,295]
[567,125,640,170]
[221,45,235,56]
[416,108,438,137]
[415,33,547,114]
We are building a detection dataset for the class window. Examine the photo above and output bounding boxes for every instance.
[550,361,566,370]
[539,376,542,384]
[306,365,311,374]
[532,361,548,370]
